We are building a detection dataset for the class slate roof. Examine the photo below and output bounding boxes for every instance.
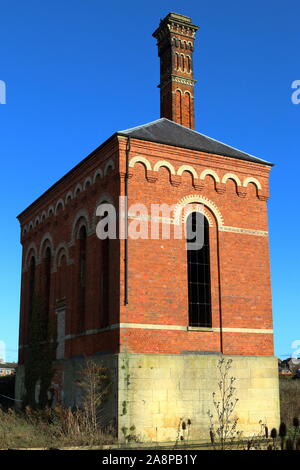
[18,118,272,218]
[118,118,273,166]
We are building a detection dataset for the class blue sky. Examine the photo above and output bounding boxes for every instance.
[0,0,299,362]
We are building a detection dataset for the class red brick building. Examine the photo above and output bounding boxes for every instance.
[16,13,279,442]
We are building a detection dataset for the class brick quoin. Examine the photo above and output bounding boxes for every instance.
[17,13,275,390]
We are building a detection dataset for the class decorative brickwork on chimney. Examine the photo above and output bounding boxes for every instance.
[153,13,199,129]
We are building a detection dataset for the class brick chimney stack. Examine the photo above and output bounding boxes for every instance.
[152,13,199,129]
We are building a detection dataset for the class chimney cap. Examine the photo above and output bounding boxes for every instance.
[152,12,199,39]
[165,12,192,23]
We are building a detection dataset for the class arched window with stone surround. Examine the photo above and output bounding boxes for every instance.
[186,212,212,327]
[78,225,87,331]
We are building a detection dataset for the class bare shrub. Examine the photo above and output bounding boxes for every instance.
[76,358,111,434]
[207,358,242,449]
[206,361,300,450]
[0,359,114,449]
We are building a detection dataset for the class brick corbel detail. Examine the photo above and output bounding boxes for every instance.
[170,175,181,187]
[117,171,127,181]
[216,182,226,194]
[258,191,269,201]
[237,187,247,198]
[193,180,204,191]
[146,170,158,183]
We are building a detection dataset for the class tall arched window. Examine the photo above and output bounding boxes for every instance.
[58,254,67,300]
[186,212,212,327]
[28,256,36,337]
[175,89,182,124]
[101,238,110,327]
[181,54,185,71]
[44,247,51,316]
[184,92,192,128]
[78,226,87,331]
[186,55,191,73]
